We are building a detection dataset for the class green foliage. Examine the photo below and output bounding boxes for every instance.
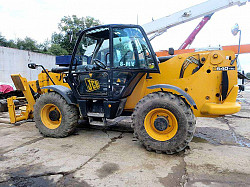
[6,40,17,48]
[0,34,41,52]
[38,39,50,53]
[47,44,68,56]
[0,33,8,47]
[0,15,101,56]
[16,37,40,52]
[52,15,101,54]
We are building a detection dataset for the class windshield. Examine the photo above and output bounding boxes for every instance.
[73,26,157,71]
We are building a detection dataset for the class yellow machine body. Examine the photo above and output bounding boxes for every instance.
[8,50,241,123]
[37,71,69,90]
[124,50,241,117]
[7,71,69,123]
[8,75,36,123]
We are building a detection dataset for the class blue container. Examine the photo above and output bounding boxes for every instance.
[56,55,91,66]
[56,55,72,66]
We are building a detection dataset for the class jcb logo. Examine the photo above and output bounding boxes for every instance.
[85,78,100,92]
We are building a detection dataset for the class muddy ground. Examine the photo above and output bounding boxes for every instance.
[0,85,250,187]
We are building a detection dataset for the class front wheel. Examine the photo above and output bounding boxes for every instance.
[132,92,196,154]
[34,92,79,138]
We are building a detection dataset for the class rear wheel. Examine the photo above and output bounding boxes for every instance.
[34,92,79,137]
[132,92,196,154]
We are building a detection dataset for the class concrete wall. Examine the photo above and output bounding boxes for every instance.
[0,46,55,85]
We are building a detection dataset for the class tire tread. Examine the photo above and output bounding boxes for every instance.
[131,92,196,154]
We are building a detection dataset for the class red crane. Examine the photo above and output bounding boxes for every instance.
[178,13,214,50]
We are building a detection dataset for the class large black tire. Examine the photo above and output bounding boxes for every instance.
[132,92,196,154]
[34,92,79,138]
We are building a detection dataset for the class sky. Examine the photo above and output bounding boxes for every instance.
[0,0,250,71]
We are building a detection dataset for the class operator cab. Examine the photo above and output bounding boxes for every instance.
[67,24,159,120]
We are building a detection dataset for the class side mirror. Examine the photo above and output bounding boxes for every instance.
[230,23,242,65]
[28,63,37,69]
[168,48,174,55]
[231,23,240,36]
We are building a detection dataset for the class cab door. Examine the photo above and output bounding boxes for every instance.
[69,27,111,99]
[111,27,159,99]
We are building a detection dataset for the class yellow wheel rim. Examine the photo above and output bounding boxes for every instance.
[144,108,178,141]
[41,104,62,129]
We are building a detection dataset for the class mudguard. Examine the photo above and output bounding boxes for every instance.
[147,84,197,109]
[42,85,77,105]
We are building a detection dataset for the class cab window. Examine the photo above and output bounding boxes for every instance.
[74,27,110,72]
[94,39,110,66]
[113,27,156,70]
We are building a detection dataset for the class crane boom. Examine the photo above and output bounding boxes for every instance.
[178,13,214,50]
[142,0,249,40]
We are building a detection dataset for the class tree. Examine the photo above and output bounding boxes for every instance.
[47,44,68,56]
[16,37,40,52]
[0,35,40,52]
[6,40,17,48]
[0,15,101,56]
[51,15,101,54]
[0,33,8,47]
[38,39,50,53]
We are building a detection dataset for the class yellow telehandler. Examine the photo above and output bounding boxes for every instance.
[9,24,241,154]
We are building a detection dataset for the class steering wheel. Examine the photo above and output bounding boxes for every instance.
[94,59,107,70]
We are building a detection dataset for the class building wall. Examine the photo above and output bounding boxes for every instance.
[0,47,55,85]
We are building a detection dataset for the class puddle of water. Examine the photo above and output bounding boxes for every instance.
[224,120,250,148]
[230,130,250,148]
